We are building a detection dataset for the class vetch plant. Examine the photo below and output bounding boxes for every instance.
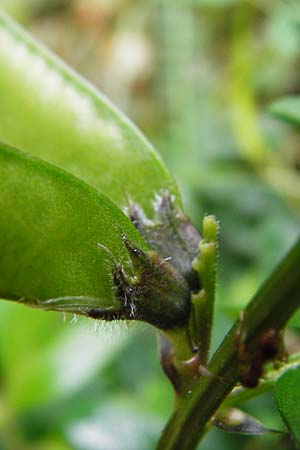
[0,10,300,450]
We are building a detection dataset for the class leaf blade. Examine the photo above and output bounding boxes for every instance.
[0,143,190,329]
[0,142,147,313]
[274,368,300,447]
[0,11,181,218]
[269,96,300,126]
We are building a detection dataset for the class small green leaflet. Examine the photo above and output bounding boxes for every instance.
[0,142,146,315]
[274,367,300,447]
[269,96,300,127]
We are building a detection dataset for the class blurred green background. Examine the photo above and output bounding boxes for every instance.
[0,0,300,449]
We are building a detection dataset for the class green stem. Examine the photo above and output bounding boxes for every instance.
[159,326,199,398]
[191,216,218,365]
[156,238,300,450]
[163,326,194,362]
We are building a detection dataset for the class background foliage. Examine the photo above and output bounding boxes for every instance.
[0,0,299,449]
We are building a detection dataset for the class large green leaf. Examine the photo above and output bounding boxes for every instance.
[0,11,181,219]
[274,368,300,447]
[0,143,189,329]
[0,142,146,311]
[269,96,300,126]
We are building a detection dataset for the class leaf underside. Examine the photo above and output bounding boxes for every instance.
[0,142,147,315]
[0,11,181,219]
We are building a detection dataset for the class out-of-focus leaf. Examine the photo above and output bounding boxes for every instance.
[274,368,300,447]
[0,11,181,219]
[0,0,28,20]
[34,439,73,450]
[67,402,161,450]
[0,142,146,314]
[51,320,132,398]
[269,96,300,126]
[0,304,63,410]
[190,0,237,5]
[213,408,281,435]
[18,326,166,440]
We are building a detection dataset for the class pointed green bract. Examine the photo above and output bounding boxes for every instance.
[0,142,147,314]
[275,368,300,447]
[269,96,300,127]
[0,11,181,219]
[213,408,281,435]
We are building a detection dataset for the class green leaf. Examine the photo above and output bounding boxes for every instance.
[274,368,300,447]
[67,401,161,450]
[0,11,181,219]
[0,12,200,291]
[0,142,146,311]
[0,143,189,329]
[269,96,300,126]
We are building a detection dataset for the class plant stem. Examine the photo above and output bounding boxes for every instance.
[190,215,218,365]
[156,238,300,450]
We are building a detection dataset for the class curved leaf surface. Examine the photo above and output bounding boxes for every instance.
[0,143,190,329]
[269,96,300,127]
[0,11,181,218]
[274,368,300,447]
[0,142,147,314]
